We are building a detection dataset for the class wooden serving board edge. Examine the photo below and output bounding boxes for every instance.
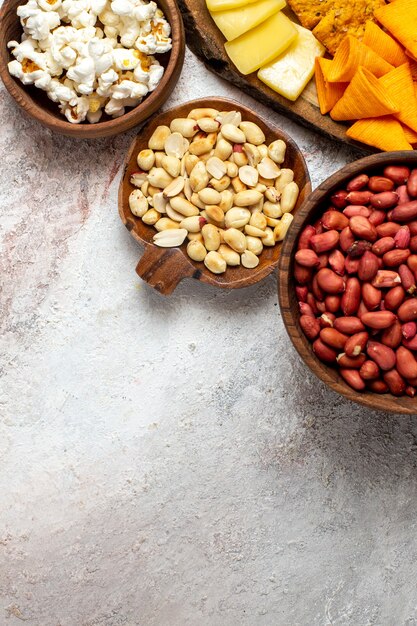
[178,0,372,153]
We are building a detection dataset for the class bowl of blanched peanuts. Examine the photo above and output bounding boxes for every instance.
[0,0,185,137]
[119,97,311,294]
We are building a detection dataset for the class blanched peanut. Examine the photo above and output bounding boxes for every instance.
[245,224,268,238]
[275,168,294,192]
[250,212,267,230]
[180,215,205,232]
[205,205,225,223]
[231,177,247,193]
[155,217,180,231]
[141,181,149,196]
[262,227,275,246]
[220,110,242,126]
[148,125,170,150]
[246,236,263,255]
[153,192,168,214]
[226,161,238,178]
[232,150,249,167]
[153,228,187,247]
[218,244,240,266]
[258,144,268,159]
[130,171,147,187]
[189,133,216,156]
[187,232,204,243]
[184,179,193,201]
[268,139,286,164]
[239,165,258,187]
[224,228,246,253]
[199,188,221,205]
[191,193,206,209]
[161,155,181,178]
[165,132,189,159]
[188,108,219,120]
[170,118,198,138]
[190,161,209,192]
[250,197,264,212]
[204,250,226,274]
[147,167,173,189]
[170,196,200,217]
[214,138,233,160]
[198,117,220,133]
[225,207,251,229]
[166,203,184,223]
[163,176,185,198]
[274,213,294,241]
[219,190,234,212]
[206,156,227,180]
[239,121,265,145]
[265,187,280,203]
[257,157,281,179]
[137,149,155,171]
[187,239,207,262]
[281,181,299,213]
[202,223,221,251]
[254,183,267,194]
[221,124,246,144]
[263,201,282,218]
[243,143,261,167]
[266,217,280,228]
[129,189,148,217]
[234,189,263,207]
[241,250,260,268]
[184,154,199,176]
[154,151,165,167]
[210,176,231,192]
[147,184,162,197]
[142,208,161,225]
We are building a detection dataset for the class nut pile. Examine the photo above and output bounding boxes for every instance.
[295,164,417,397]
[129,107,299,274]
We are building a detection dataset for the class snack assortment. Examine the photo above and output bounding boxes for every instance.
[129,108,300,274]
[7,0,171,123]
[295,165,417,398]
[206,0,325,102]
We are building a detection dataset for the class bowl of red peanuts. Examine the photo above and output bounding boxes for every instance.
[278,151,417,414]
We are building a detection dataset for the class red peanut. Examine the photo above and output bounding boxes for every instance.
[322,210,349,230]
[328,249,345,275]
[362,282,382,310]
[402,322,417,340]
[313,338,337,363]
[345,331,369,357]
[298,225,316,250]
[368,176,394,193]
[381,320,403,349]
[343,205,371,218]
[358,251,379,281]
[368,210,386,226]
[359,360,379,380]
[339,226,355,252]
[371,270,401,288]
[382,249,410,267]
[372,236,395,256]
[333,317,365,334]
[295,249,320,267]
[349,216,377,242]
[300,315,320,340]
[370,191,398,209]
[396,346,417,378]
[346,190,373,205]
[336,353,366,368]
[394,225,410,249]
[310,230,339,254]
[367,341,397,370]
[383,369,406,396]
[376,222,401,238]
[398,299,417,322]
[340,369,366,391]
[294,262,313,285]
[347,174,369,191]
[367,379,389,393]
[384,285,406,311]
[390,200,417,222]
[398,264,416,294]
[406,169,417,198]
[341,277,360,315]
[317,268,345,294]
[361,311,396,329]
[383,165,410,185]
[331,189,348,208]
[320,327,348,350]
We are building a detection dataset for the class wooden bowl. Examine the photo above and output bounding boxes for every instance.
[0,0,185,138]
[278,151,417,415]
[119,96,311,294]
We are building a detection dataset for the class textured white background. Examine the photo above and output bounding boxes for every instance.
[1,46,417,626]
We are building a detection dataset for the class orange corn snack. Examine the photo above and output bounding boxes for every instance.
[402,124,417,144]
[330,67,399,121]
[379,63,417,132]
[346,117,413,151]
[363,21,408,67]
[326,35,393,83]
[315,57,347,115]
[374,0,417,61]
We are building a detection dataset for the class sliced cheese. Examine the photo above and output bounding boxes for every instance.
[224,11,297,75]
[257,24,325,101]
[210,0,286,41]
[206,0,258,13]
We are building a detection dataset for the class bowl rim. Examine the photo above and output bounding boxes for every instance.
[0,0,185,138]
[278,150,417,415]
[118,95,312,293]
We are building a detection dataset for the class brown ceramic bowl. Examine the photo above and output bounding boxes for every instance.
[119,96,311,294]
[0,0,184,137]
[278,151,417,415]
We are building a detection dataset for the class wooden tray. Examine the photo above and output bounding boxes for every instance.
[178,0,371,150]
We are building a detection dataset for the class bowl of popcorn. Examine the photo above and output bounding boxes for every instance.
[119,97,311,294]
[0,0,184,137]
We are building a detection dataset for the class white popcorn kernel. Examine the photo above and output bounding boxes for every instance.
[61,95,89,123]
[37,0,62,11]
[112,47,140,70]
[111,79,148,100]
[148,63,163,91]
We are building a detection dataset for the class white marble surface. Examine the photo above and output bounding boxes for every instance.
[2,47,417,626]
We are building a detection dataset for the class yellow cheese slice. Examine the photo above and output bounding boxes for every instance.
[224,11,297,75]
[206,0,258,13]
[210,0,286,41]
[257,24,325,101]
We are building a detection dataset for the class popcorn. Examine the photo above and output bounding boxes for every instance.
[7,0,171,123]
